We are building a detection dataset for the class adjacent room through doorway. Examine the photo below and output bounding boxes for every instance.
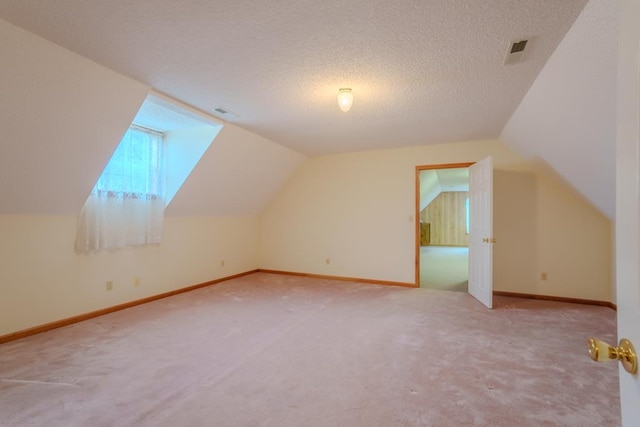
[417,165,471,292]
[419,246,469,291]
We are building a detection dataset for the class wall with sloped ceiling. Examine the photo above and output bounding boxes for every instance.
[259,139,612,303]
[0,19,305,337]
[166,123,305,216]
[0,19,149,215]
[500,0,616,219]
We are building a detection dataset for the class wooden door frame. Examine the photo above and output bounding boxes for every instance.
[414,162,475,286]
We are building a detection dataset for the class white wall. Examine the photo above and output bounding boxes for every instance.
[260,139,612,302]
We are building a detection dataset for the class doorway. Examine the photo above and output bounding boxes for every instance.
[415,163,473,291]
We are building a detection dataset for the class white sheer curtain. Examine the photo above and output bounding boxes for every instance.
[75,125,164,252]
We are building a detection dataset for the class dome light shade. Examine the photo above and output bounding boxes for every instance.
[337,88,353,112]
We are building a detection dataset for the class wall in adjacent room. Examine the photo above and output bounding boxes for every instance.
[421,191,469,246]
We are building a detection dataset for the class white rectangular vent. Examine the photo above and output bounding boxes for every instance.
[504,39,529,65]
[510,40,528,54]
[211,106,240,121]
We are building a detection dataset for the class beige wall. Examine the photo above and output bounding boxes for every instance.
[1,138,613,338]
[259,139,613,302]
[493,167,613,301]
[0,215,259,336]
[0,138,614,337]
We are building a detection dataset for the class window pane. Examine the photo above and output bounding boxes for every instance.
[93,125,163,198]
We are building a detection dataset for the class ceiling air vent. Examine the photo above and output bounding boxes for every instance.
[504,39,529,65]
[210,106,240,121]
[510,40,528,54]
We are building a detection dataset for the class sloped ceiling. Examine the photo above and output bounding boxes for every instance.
[419,171,441,212]
[0,0,587,155]
[501,0,616,218]
[0,19,149,215]
[419,168,469,211]
[0,1,617,219]
[165,124,305,216]
[0,18,305,216]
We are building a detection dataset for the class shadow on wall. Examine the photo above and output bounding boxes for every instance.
[493,169,538,292]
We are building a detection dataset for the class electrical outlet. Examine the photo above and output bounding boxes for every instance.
[541,272,548,281]
[326,258,330,265]
[106,280,113,291]
[133,277,141,287]
[221,260,225,267]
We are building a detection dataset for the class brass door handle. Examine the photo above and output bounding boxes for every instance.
[588,338,637,374]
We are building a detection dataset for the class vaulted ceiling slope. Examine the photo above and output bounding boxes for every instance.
[0,19,149,215]
[1,1,615,220]
[166,123,305,216]
[501,0,616,218]
[0,18,305,216]
[0,0,587,155]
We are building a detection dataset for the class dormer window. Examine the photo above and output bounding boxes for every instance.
[75,124,165,252]
[74,92,223,253]
[93,124,163,202]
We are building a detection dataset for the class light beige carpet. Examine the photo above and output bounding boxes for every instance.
[420,245,468,292]
[0,273,620,426]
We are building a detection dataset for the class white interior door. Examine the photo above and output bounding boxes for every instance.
[468,156,493,308]
[616,1,640,424]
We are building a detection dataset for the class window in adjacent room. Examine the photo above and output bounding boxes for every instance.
[465,196,470,234]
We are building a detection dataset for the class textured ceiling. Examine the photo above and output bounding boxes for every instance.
[0,0,587,155]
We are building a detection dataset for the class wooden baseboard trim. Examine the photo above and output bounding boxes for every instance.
[256,269,418,289]
[0,269,259,345]
[4,273,612,345]
[493,291,617,311]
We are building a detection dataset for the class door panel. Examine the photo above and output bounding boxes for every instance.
[468,156,493,308]
[616,1,640,424]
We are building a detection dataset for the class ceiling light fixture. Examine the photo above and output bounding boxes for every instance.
[337,88,353,112]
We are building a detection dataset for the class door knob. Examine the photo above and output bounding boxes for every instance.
[588,338,637,374]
